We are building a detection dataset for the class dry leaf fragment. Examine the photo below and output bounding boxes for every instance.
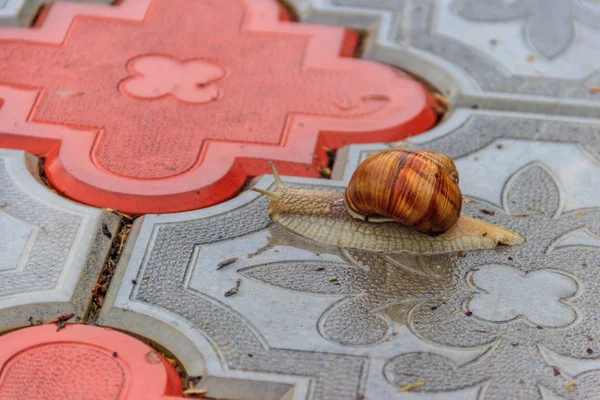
[480,209,496,216]
[565,380,577,391]
[399,381,426,392]
[48,313,75,324]
[183,388,208,398]
[362,94,390,102]
[527,54,536,62]
[463,198,475,204]
[571,211,587,218]
[57,89,85,97]
[433,92,450,108]
[511,213,529,217]
[589,87,600,94]
[224,279,242,297]
[216,257,239,270]
[319,166,332,178]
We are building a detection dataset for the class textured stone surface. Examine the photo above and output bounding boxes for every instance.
[0,0,435,214]
[290,0,600,117]
[0,324,183,399]
[0,149,119,332]
[0,0,111,27]
[99,108,600,399]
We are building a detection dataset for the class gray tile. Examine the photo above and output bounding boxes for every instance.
[0,149,119,330]
[99,109,600,399]
[290,0,600,117]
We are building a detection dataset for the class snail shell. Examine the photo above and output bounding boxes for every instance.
[344,149,462,234]
[252,161,524,255]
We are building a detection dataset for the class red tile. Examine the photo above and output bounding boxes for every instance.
[0,0,437,214]
[0,324,184,400]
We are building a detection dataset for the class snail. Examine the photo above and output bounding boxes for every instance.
[252,149,524,255]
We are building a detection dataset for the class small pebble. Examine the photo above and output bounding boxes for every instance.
[511,341,519,346]
[587,348,593,354]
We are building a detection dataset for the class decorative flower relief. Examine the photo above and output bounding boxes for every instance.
[242,160,600,399]
[467,264,577,327]
[120,55,225,104]
[453,0,600,59]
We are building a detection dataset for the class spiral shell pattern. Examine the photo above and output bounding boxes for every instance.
[344,149,463,234]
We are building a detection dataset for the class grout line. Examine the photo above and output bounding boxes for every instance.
[85,211,134,323]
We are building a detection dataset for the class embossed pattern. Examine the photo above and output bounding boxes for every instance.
[0,325,184,399]
[453,0,600,60]
[99,110,600,399]
[2,0,597,398]
[0,0,435,214]
[0,149,118,331]
[294,0,600,116]
[0,344,125,399]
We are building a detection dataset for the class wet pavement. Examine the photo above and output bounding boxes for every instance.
[0,1,599,399]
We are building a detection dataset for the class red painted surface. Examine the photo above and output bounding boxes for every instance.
[0,324,184,400]
[0,0,437,214]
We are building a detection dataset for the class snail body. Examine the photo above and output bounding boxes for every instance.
[252,152,524,255]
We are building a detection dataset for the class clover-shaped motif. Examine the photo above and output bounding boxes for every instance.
[240,158,600,398]
[0,0,434,214]
[120,55,225,104]
[453,0,600,59]
[383,161,600,399]
[468,264,578,327]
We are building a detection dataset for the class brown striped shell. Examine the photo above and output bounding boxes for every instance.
[344,149,462,234]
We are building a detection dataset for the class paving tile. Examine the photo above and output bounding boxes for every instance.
[98,109,600,399]
[0,324,184,399]
[0,0,436,215]
[0,149,119,332]
[0,0,111,27]
[289,0,600,117]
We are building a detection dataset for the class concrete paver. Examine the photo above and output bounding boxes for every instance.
[1,1,600,399]
[290,0,600,117]
[0,149,119,332]
[0,324,184,399]
[0,0,436,215]
[98,109,600,398]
